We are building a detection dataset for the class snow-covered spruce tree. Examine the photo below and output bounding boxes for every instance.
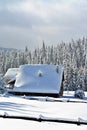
[0,74,6,94]
[84,53,87,90]
[74,87,85,99]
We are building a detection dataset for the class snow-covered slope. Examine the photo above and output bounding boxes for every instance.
[0,91,87,130]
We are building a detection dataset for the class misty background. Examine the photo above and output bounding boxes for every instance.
[0,0,87,50]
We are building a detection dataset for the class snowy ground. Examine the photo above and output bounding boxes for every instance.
[0,91,87,130]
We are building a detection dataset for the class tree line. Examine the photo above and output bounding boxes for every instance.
[0,37,87,91]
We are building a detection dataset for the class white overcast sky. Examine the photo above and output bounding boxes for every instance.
[0,0,87,50]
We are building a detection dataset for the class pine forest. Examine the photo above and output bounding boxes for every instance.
[0,37,87,91]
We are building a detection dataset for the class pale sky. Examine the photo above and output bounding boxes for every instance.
[0,0,87,50]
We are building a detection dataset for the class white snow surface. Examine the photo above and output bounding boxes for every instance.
[13,64,64,93]
[0,91,87,130]
[4,68,19,80]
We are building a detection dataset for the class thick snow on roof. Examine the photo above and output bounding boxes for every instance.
[13,64,64,93]
[4,68,19,80]
[0,91,87,130]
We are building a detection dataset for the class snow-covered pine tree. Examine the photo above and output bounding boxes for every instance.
[0,74,6,94]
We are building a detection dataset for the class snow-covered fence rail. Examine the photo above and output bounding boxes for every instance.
[0,113,87,126]
[49,99,87,103]
[25,96,87,103]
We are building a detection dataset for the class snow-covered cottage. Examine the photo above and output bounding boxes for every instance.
[8,64,64,97]
[3,68,19,88]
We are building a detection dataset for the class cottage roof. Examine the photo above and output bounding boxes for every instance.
[13,64,64,94]
[4,68,19,80]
